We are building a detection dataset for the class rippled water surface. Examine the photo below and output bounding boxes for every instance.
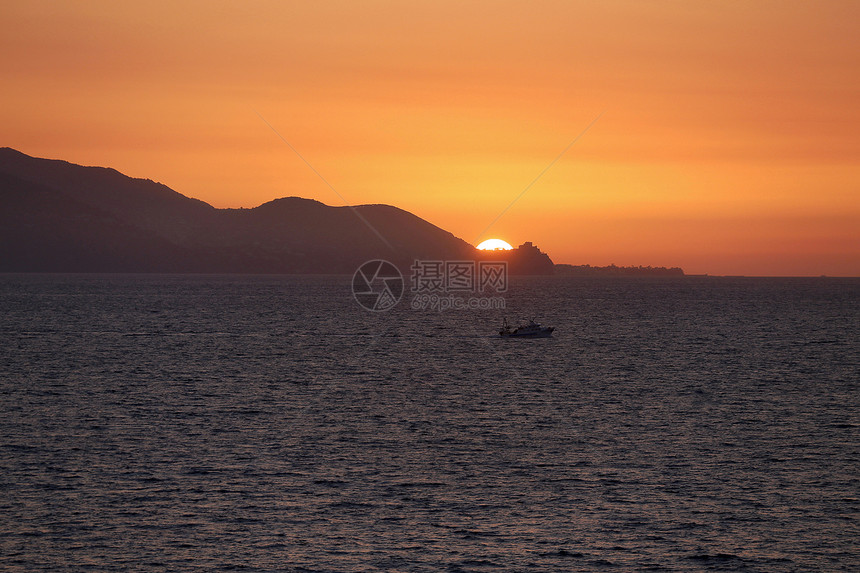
[1,274,858,571]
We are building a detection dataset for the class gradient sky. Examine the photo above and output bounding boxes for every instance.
[3,1,858,275]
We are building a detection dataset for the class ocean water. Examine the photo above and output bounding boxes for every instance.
[0,274,857,572]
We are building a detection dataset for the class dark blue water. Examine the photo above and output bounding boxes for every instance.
[1,274,858,571]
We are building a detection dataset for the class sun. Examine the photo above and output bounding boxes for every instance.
[476,238,514,251]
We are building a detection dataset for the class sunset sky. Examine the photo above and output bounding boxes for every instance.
[3,1,858,275]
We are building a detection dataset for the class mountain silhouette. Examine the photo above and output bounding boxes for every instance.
[0,148,483,273]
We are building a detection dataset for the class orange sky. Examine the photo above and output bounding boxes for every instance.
[2,1,858,275]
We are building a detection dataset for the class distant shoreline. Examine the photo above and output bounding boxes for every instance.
[0,271,857,279]
[554,263,685,277]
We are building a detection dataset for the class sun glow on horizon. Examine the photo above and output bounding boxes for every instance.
[477,239,514,251]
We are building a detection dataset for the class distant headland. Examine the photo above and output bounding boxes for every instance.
[476,241,556,275]
[0,148,684,276]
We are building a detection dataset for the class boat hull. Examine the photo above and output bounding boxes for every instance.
[499,327,554,338]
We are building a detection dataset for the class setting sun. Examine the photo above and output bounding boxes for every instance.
[477,239,514,251]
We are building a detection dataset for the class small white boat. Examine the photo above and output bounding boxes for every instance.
[499,317,554,338]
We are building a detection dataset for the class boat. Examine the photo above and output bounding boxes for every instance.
[499,317,554,338]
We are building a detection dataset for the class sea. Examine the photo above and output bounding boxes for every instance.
[1,273,857,572]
